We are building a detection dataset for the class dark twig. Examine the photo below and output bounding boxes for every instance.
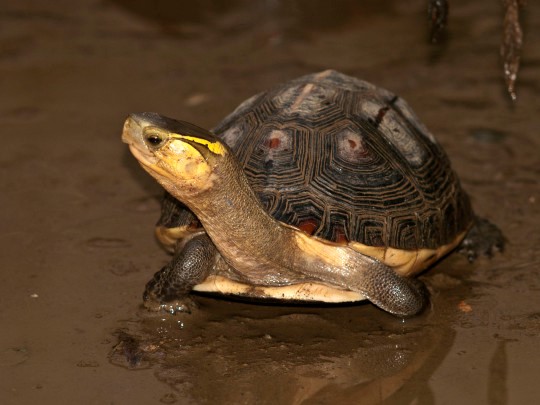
[428,0,449,43]
[501,0,526,101]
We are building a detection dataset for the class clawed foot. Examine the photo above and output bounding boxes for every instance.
[142,267,199,314]
[354,258,430,317]
[458,217,505,262]
[373,276,429,318]
[141,233,216,314]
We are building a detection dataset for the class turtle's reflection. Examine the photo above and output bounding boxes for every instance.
[110,296,455,404]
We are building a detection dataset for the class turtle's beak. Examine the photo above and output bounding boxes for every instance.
[121,114,159,166]
[121,113,144,145]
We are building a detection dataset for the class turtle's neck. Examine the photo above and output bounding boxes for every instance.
[170,154,300,285]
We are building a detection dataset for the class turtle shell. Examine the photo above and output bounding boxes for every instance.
[159,70,473,252]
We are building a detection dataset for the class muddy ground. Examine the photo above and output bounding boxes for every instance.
[1,1,539,404]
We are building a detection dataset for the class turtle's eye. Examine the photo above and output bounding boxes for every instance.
[145,133,165,148]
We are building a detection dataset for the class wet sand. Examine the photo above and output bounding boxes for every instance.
[1,1,539,404]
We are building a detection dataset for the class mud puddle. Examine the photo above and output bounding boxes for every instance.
[109,286,459,404]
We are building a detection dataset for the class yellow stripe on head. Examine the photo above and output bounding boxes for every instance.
[175,135,226,156]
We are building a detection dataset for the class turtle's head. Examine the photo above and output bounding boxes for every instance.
[122,112,229,196]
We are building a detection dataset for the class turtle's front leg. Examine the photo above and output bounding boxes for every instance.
[143,233,217,313]
[294,243,429,317]
[354,260,429,317]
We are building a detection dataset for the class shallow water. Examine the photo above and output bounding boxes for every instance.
[1,1,539,404]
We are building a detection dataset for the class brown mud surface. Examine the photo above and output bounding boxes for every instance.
[1,1,539,404]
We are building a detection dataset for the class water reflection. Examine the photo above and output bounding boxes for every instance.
[110,296,456,404]
[487,339,509,405]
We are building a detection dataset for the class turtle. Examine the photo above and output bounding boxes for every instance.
[121,70,503,317]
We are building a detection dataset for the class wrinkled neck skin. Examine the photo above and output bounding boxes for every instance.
[169,155,297,285]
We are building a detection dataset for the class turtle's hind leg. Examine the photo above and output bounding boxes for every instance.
[143,233,217,313]
[458,217,505,262]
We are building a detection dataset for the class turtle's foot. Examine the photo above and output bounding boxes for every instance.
[142,233,217,314]
[143,268,198,314]
[458,217,505,262]
[347,257,429,317]
[367,272,429,318]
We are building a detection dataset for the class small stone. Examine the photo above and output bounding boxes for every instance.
[185,93,208,107]
[458,301,473,313]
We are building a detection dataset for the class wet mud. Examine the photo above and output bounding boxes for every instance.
[1,1,539,404]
